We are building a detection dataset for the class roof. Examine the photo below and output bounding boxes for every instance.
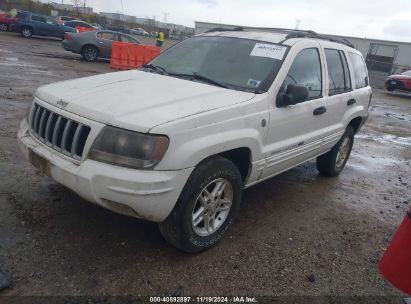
[198,29,355,49]
[199,30,289,45]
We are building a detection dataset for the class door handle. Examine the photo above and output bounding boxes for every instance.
[347,99,356,106]
[313,106,327,116]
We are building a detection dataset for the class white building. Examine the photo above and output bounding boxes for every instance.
[73,6,93,14]
[195,21,411,88]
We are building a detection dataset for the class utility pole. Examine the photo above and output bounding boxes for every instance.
[120,0,125,26]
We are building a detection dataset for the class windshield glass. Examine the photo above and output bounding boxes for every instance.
[148,36,288,93]
[401,70,411,76]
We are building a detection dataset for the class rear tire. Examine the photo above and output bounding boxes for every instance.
[81,45,98,62]
[159,156,243,253]
[316,126,354,177]
[21,27,32,38]
[0,23,8,31]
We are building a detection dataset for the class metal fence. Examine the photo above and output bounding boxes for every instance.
[366,60,410,89]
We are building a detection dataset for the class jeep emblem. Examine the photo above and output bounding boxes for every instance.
[56,99,69,108]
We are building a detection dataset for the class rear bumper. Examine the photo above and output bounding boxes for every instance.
[17,119,193,222]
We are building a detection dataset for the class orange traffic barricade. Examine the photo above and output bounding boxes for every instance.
[110,42,161,70]
[379,207,411,295]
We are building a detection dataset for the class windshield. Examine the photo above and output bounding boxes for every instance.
[148,36,288,93]
[401,70,411,76]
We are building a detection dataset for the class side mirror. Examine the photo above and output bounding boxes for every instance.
[276,83,309,107]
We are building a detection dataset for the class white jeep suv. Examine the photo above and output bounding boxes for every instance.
[18,29,371,252]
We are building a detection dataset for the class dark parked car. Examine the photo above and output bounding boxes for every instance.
[11,12,76,39]
[62,30,140,61]
[386,70,411,92]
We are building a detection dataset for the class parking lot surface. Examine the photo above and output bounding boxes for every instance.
[0,32,410,296]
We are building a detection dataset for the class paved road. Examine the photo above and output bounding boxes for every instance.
[0,31,410,297]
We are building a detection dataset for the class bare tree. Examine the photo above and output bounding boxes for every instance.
[71,0,81,13]
[71,0,87,13]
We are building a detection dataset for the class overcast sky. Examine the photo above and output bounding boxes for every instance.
[53,0,411,42]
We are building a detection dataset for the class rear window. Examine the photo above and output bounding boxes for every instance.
[349,52,369,89]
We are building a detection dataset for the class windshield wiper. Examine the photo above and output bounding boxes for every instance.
[142,64,168,75]
[168,72,228,89]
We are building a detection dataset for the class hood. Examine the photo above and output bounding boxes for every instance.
[35,70,255,133]
[388,74,411,80]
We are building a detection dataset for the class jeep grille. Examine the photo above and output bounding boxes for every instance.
[29,103,91,160]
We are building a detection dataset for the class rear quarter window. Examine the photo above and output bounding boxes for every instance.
[349,52,369,89]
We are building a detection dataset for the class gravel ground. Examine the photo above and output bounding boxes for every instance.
[0,31,410,299]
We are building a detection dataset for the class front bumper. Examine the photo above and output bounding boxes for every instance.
[386,79,411,91]
[17,119,193,222]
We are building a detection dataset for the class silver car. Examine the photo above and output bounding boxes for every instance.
[62,30,141,62]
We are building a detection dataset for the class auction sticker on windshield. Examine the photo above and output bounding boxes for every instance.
[250,43,287,60]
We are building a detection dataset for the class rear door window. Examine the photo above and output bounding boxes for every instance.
[31,15,47,23]
[282,48,322,100]
[325,49,352,95]
[348,52,369,89]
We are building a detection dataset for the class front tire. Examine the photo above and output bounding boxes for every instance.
[82,45,98,62]
[21,27,32,38]
[0,23,8,31]
[316,126,354,177]
[159,156,243,253]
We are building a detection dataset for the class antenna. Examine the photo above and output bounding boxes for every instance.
[295,19,301,30]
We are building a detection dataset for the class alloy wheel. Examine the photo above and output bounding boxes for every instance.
[84,47,97,61]
[191,178,233,237]
[336,136,351,168]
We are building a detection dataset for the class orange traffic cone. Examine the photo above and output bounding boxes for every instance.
[379,208,411,295]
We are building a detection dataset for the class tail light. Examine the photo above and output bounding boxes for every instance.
[368,90,372,109]
[64,33,72,40]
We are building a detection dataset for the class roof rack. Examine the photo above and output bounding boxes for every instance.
[206,27,244,33]
[283,30,355,48]
[204,27,355,49]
